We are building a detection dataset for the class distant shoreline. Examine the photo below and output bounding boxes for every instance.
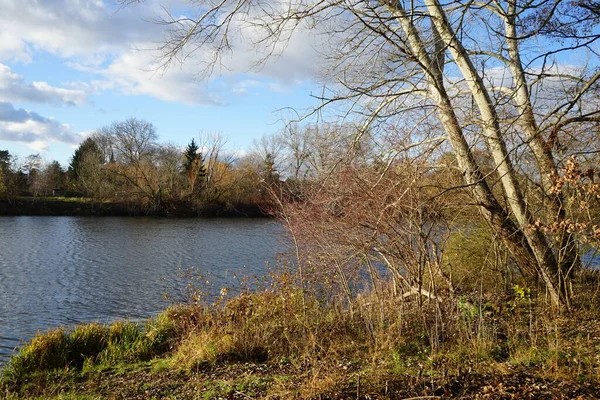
[0,197,270,218]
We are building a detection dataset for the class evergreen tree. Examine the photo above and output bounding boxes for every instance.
[183,139,206,194]
[45,161,65,190]
[183,139,200,172]
[263,153,279,184]
[69,138,105,196]
[0,150,9,172]
[0,167,5,199]
[0,150,12,199]
[69,138,103,180]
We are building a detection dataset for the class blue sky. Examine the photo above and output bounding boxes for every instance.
[2,1,595,169]
[0,0,323,167]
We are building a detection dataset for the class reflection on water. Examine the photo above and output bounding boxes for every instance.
[0,216,285,363]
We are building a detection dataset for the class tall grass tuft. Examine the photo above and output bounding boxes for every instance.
[1,305,204,387]
[70,323,108,367]
[3,328,71,382]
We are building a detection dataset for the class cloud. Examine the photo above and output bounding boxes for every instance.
[0,32,31,63]
[0,63,87,106]
[0,0,162,62]
[0,102,82,149]
[0,0,325,103]
[232,79,262,95]
[89,13,326,103]
[101,47,228,105]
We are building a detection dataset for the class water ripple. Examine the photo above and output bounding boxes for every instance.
[0,216,285,365]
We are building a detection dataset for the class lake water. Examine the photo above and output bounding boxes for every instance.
[0,216,286,364]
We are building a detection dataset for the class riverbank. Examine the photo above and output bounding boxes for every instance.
[0,197,269,217]
[3,279,600,399]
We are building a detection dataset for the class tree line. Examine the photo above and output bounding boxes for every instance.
[0,118,375,215]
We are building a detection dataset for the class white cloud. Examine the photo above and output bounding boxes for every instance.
[211,15,323,83]
[0,102,83,148]
[27,140,51,153]
[90,12,326,103]
[0,0,161,62]
[0,64,87,106]
[99,47,227,105]
[232,79,262,95]
[0,32,32,63]
[0,0,326,104]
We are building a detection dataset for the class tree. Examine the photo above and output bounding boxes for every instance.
[197,133,234,204]
[111,118,157,165]
[0,165,5,199]
[69,138,107,198]
[156,144,186,199]
[70,138,104,182]
[183,138,206,195]
[41,161,66,195]
[0,150,9,199]
[279,124,312,180]
[107,118,163,212]
[138,0,600,309]
[0,150,9,172]
[0,152,27,202]
[24,154,43,197]
[262,153,279,184]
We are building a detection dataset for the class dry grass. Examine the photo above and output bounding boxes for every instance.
[3,276,600,398]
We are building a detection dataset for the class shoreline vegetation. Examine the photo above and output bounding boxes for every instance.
[2,273,600,400]
[0,197,269,218]
[0,129,288,219]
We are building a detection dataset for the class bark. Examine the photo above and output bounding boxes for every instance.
[423,0,565,309]
[504,1,580,302]
[387,0,565,308]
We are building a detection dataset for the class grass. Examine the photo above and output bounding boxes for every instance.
[2,282,600,399]
[21,196,94,203]
[1,312,184,389]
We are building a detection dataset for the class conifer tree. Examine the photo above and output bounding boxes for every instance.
[183,139,206,194]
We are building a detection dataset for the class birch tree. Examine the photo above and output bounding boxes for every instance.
[135,0,600,309]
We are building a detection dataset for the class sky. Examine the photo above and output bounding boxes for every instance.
[0,0,324,167]
[1,1,595,170]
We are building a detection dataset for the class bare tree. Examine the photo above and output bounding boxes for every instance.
[24,154,42,198]
[78,152,112,202]
[156,143,186,199]
[194,133,237,205]
[109,118,163,212]
[280,123,312,180]
[136,0,600,308]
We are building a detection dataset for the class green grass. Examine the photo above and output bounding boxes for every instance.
[0,309,192,389]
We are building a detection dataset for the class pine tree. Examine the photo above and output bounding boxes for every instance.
[183,139,206,194]
[0,167,6,199]
[263,153,279,184]
[183,139,200,172]
[0,150,9,197]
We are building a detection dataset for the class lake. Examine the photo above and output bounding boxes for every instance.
[0,216,286,364]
